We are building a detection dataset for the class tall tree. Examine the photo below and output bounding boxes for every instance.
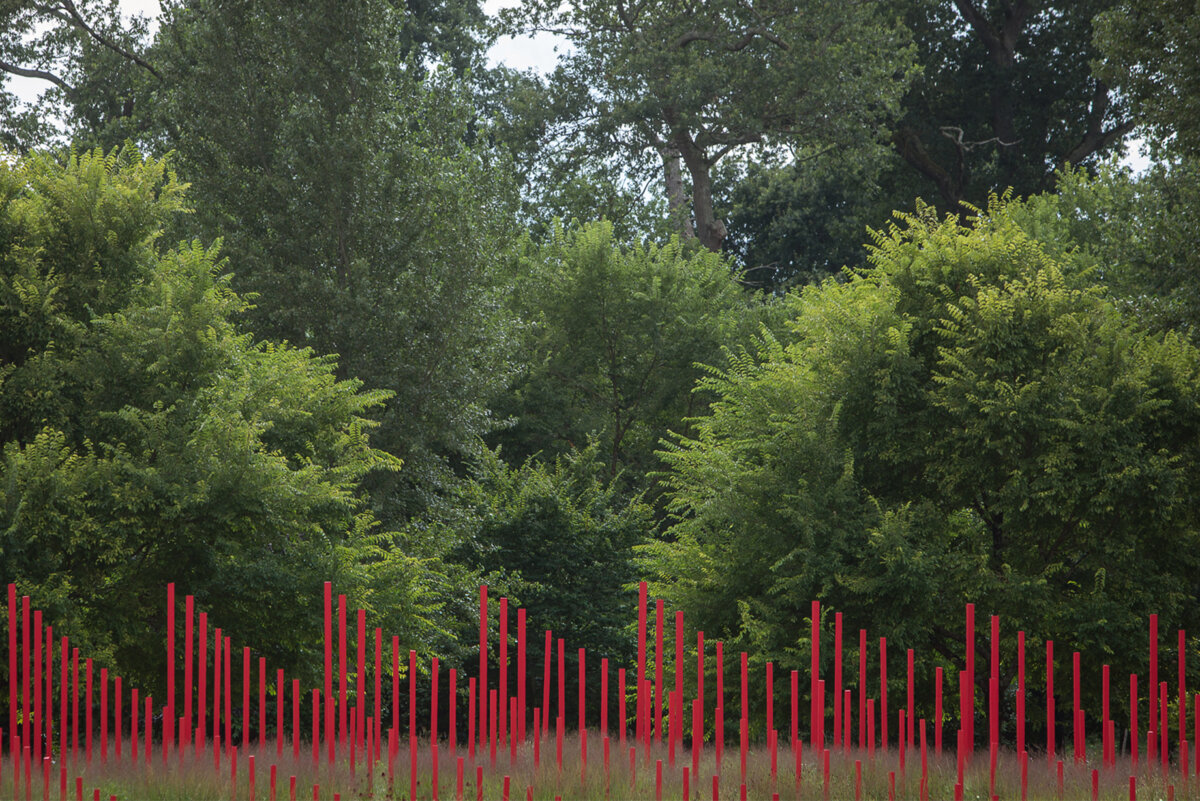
[152,0,519,521]
[889,0,1134,209]
[501,0,916,251]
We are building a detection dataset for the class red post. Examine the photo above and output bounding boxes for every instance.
[542,631,552,739]
[831,613,843,749]
[790,670,799,753]
[162,585,173,759]
[84,659,92,764]
[601,658,609,739]
[579,649,587,768]
[697,632,705,751]
[740,653,749,779]
[1017,631,1025,756]
[479,586,488,751]
[449,668,457,753]
[259,657,267,750]
[656,599,665,744]
[100,667,108,764]
[675,611,684,753]
[715,642,724,764]
[1180,629,1187,754]
[7,584,14,756]
[1102,665,1111,767]
[637,582,647,749]
[213,629,222,759]
[225,638,233,757]
[965,604,975,754]
[1046,640,1055,762]
[392,636,399,759]
[469,678,476,760]
[198,612,207,753]
[1073,651,1082,762]
[311,690,320,767]
[293,679,300,760]
[558,639,566,735]
[619,670,627,748]
[499,598,507,747]
[766,662,774,738]
[114,675,121,760]
[810,601,820,750]
[517,608,526,745]
[323,583,332,764]
[859,629,867,751]
[276,669,284,756]
[184,595,193,749]
[59,635,67,764]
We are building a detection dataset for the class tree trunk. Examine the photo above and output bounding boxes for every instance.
[661,147,696,241]
[675,134,727,252]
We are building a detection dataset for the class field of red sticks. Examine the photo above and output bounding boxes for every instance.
[2,582,1194,800]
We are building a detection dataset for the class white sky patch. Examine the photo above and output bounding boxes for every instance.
[482,0,568,74]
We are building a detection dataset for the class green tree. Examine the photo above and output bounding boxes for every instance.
[0,148,446,700]
[492,220,776,498]
[153,0,519,521]
[500,0,916,251]
[1094,0,1200,158]
[644,197,1200,731]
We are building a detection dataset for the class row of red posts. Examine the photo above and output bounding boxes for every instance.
[2,582,1197,800]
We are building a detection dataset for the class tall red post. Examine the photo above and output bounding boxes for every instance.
[637,582,647,749]
[7,583,15,756]
[198,612,207,752]
[965,603,974,755]
[766,662,774,737]
[859,629,867,751]
[1180,629,1187,752]
[675,611,684,747]
[1046,640,1055,762]
[907,648,915,750]
[213,629,222,758]
[184,595,193,749]
[656,599,665,745]
[1130,674,1139,768]
[499,598,508,747]
[697,632,705,751]
[542,630,552,739]
[1017,631,1026,756]
[479,586,488,750]
[1073,651,1081,762]
[935,667,943,756]
[374,628,382,758]
[517,608,526,745]
[450,668,458,752]
[166,584,175,755]
[243,648,251,750]
[356,609,365,751]
[810,601,820,750]
[323,583,333,764]
[432,657,440,746]
[833,613,843,746]
[601,658,609,738]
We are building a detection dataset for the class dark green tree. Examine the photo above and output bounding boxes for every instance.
[644,196,1200,731]
[0,148,450,700]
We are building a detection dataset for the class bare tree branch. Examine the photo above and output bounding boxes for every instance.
[57,0,162,80]
[0,58,76,97]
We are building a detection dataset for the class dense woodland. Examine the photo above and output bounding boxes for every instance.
[3,0,1200,743]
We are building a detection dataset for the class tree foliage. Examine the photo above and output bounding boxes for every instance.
[0,148,447,698]
[644,197,1200,726]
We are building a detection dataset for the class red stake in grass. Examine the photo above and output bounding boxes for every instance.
[715,642,724,765]
[541,630,553,740]
[517,608,526,745]
[499,598,507,747]
[1073,651,1082,762]
[833,613,843,747]
[84,660,92,764]
[965,603,975,755]
[292,679,299,759]
[322,583,332,765]
[311,690,319,767]
[675,611,684,756]
[790,670,798,754]
[479,585,488,752]
[166,584,174,758]
[637,582,647,749]
[579,648,587,763]
[1016,631,1026,756]
[1046,640,1055,763]
[184,594,193,751]
[656,600,665,745]
[374,628,381,758]
[766,661,775,747]
[859,629,868,751]
[468,678,476,760]
[242,648,251,751]
[1180,629,1187,757]
[449,668,457,753]
[601,658,609,740]
[810,601,820,751]
[432,657,440,749]
[1102,665,1111,767]
[619,670,627,749]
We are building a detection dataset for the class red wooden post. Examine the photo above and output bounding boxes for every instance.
[258,657,267,750]
[469,678,476,760]
[71,647,79,764]
[225,637,233,758]
[100,667,107,764]
[1017,631,1025,756]
[479,586,488,751]
[1180,629,1188,755]
[166,585,174,757]
[715,642,724,764]
[144,695,151,767]
[558,639,565,734]
[697,632,705,752]
[1073,651,1082,762]
[656,600,665,745]
[409,650,417,763]
[391,636,399,759]
[833,613,843,747]
[184,595,193,750]
[374,628,382,759]
[791,670,798,753]
[338,594,347,756]
[965,604,975,754]
[292,679,300,759]
[675,611,684,755]
[114,675,121,760]
[907,648,915,750]
[499,598,507,747]
[601,658,609,739]
[638,582,648,748]
[198,612,207,753]
[1046,640,1055,762]
[810,601,820,751]
[6,584,14,757]
[1102,665,1111,767]
[859,629,867,751]
[311,690,319,766]
[542,631,552,739]
[766,662,774,739]
[323,583,332,764]
[58,636,66,766]
[275,669,284,757]
[84,659,92,764]
[517,608,526,746]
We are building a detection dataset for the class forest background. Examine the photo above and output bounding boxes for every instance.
[3,0,1200,743]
